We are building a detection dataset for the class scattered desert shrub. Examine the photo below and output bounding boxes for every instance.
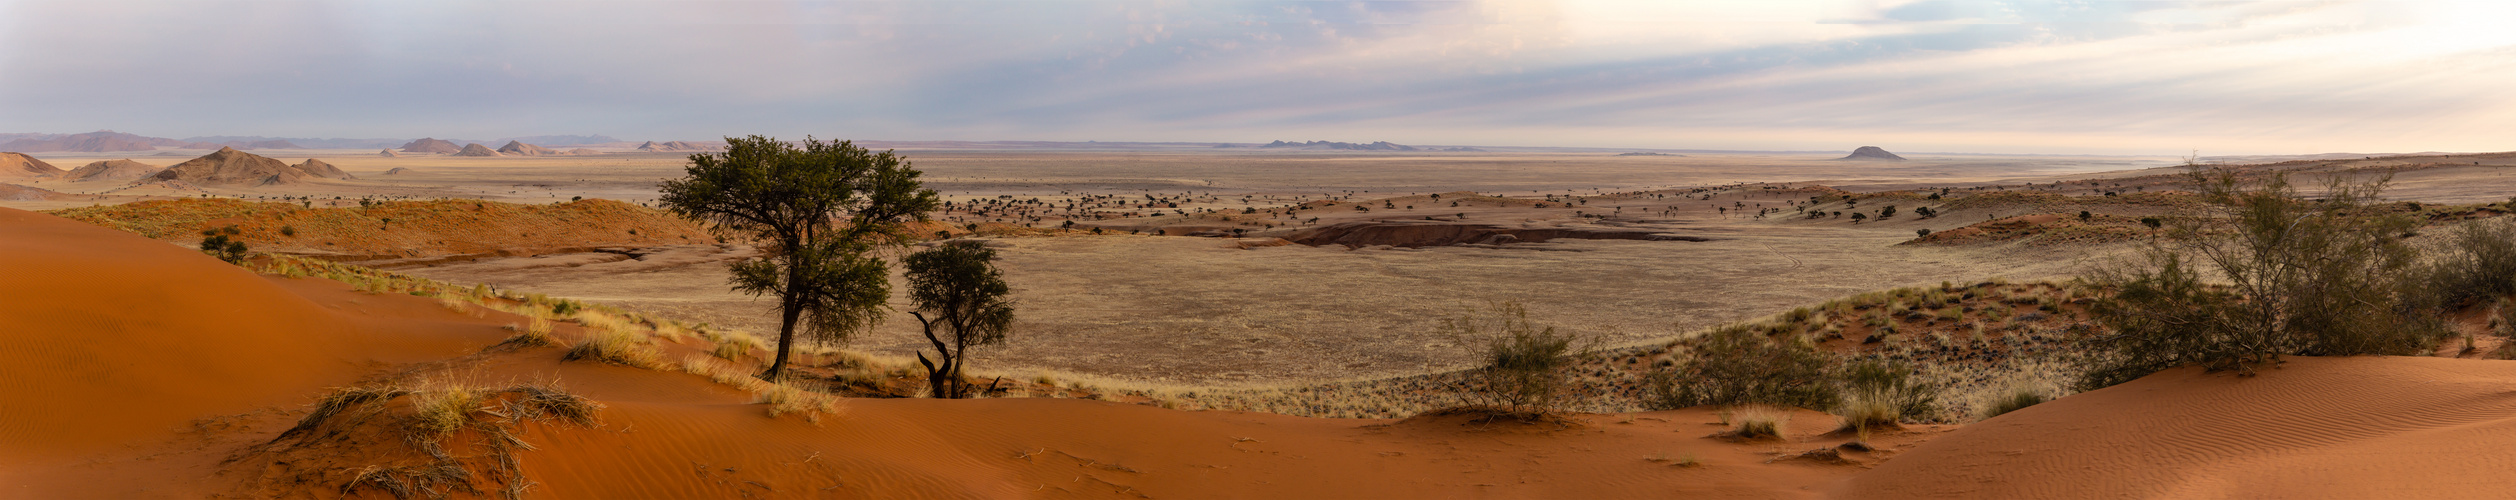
[1439,302,1589,414]
[199,232,250,264]
[2079,167,2443,390]
[1646,325,1837,411]
[1833,360,1938,431]
[2418,217,2516,309]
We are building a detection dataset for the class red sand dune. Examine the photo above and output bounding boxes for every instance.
[1842,356,2516,498]
[0,206,1917,498]
[15,202,2512,498]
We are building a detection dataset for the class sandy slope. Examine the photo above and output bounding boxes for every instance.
[1843,355,2516,499]
[0,206,1916,498]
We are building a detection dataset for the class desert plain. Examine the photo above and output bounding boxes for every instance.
[9,142,2516,498]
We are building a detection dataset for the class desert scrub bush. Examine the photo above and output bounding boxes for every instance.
[1833,360,1939,431]
[562,327,661,368]
[1438,301,1590,415]
[2418,217,2516,309]
[1646,325,1838,411]
[2079,167,2444,390]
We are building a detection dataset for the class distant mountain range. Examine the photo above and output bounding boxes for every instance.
[1245,140,1484,152]
[0,131,622,152]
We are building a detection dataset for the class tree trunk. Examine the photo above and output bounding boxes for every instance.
[913,312,956,398]
[760,258,806,381]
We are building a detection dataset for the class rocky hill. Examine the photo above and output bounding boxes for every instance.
[292,159,355,180]
[453,143,502,157]
[398,138,461,154]
[1840,146,1907,160]
[142,147,307,186]
[63,159,161,182]
[496,140,556,156]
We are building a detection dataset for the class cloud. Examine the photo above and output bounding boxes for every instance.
[0,0,2509,154]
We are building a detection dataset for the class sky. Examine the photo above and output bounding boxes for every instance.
[3,0,2513,155]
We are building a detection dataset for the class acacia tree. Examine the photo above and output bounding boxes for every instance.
[905,241,1015,398]
[658,136,938,380]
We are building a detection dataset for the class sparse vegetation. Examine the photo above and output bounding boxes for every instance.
[2079,167,2442,390]
[561,326,661,368]
[1833,360,1937,432]
[1439,302,1588,415]
[905,241,1018,399]
[264,381,602,500]
[1646,325,1836,411]
[657,135,941,379]
[1981,385,2048,419]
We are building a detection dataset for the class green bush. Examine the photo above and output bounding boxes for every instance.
[2079,168,2441,390]
[1645,326,1837,411]
[1443,302,1586,414]
[1834,360,1937,430]
[2418,218,2516,309]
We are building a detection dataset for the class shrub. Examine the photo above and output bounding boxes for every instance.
[1442,302,1587,414]
[1833,360,1938,431]
[1646,325,1837,411]
[199,233,249,264]
[2079,167,2441,390]
[1915,228,1931,237]
[2417,218,2516,309]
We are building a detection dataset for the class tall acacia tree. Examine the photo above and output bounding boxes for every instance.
[905,241,1016,398]
[658,136,938,380]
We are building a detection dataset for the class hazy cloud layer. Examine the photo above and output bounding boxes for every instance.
[3,0,2511,154]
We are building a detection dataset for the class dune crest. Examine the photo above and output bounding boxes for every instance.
[1844,356,2516,498]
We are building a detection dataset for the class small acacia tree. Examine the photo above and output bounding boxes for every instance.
[659,136,938,380]
[2079,166,2438,389]
[199,227,248,265]
[905,241,1016,399]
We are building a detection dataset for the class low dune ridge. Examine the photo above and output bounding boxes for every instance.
[0,183,69,201]
[45,197,713,260]
[143,147,308,186]
[1843,355,2516,498]
[63,159,161,182]
[0,152,65,179]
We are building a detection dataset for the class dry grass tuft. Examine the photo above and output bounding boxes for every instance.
[562,327,660,368]
[264,380,603,500]
[1720,406,1791,441]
